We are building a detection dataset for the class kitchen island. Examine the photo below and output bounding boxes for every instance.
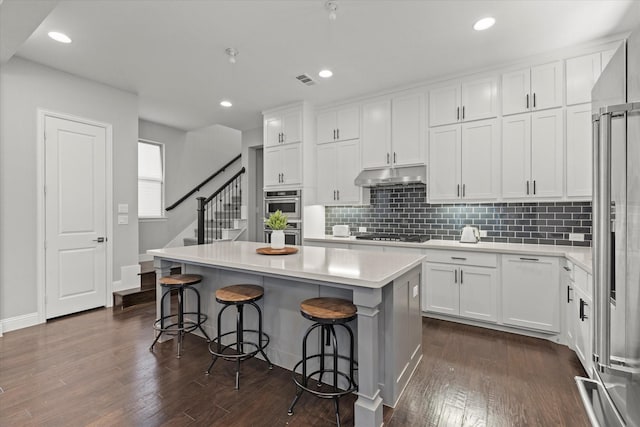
[148,241,424,427]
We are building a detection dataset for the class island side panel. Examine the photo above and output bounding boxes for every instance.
[382,265,423,407]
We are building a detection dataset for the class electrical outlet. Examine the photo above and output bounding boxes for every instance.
[479,230,488,238]
[569,233,584,242]
[358,227,367,232]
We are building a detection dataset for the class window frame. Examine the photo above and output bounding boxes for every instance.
[137,138,166,220]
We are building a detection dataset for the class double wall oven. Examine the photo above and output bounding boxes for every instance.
[263,189,301,245]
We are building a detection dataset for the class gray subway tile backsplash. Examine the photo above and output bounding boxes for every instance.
[324,184,592,247]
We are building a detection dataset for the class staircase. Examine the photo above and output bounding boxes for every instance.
[183,196,246,245]
[112,261,181,309]
[113,160,246,310]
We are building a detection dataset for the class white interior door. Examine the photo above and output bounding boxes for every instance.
[45,116,107,319]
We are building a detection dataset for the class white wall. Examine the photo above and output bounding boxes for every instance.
[241,126,263,242]
[0,57,138,319]
[138,120,242,254]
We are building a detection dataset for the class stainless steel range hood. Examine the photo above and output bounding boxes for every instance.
[354,165,427,187]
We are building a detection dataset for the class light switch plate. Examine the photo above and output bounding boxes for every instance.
[479,230,488,237]
[358,227,367,232]
[118,204,129,214]
[118,214,128,225]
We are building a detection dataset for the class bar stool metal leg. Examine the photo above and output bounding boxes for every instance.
[176,286,184,358]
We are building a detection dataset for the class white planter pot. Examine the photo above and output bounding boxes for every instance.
[271,230,285,249]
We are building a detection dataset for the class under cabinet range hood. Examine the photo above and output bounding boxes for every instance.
[354,165,427,187]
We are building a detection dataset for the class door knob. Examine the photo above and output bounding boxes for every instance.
[93,237,106,243]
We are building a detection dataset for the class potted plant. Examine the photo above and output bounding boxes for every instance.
[265,210,288,249]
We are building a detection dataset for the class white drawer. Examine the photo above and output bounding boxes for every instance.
[425,249,497,268]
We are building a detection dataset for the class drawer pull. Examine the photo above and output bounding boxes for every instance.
[519,257,539,262]
[580,298,588,321]
[567,285,573,303]
[563,266,571,271]
[451,257,467,261]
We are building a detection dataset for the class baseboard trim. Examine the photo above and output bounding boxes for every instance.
[1,312,41,333]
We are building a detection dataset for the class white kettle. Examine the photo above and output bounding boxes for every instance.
[460,225,480,243]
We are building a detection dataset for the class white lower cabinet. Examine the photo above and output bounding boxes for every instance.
[424,256,497,323]
[574,285,593,375]
[563,261,576,348]
[502,255,560,333]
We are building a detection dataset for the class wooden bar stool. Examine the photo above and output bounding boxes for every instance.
[206,284,272,389]
[150,274,210,358]
[288,297,358,427]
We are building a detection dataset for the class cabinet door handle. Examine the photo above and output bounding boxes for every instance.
[333,190,336,200]
[337,129,340,140]
[526,94,529,109]
[336,190,340,200]
[451,256,467,261]
[460,269,464,284]
[519,257,539,262]
[454,269,458,284]
[580,298,588,321]
[393,152,397,164]
[333,129,336,140]
[533,180,536,195]
[563,266,571,272]
[462,183,466,197]
[387,152,390,164]
[457,107,460,121]
[567,285,573,303]
[533,93,536,108]
[526,180,530,195]
[457,184,460,197]
[462,106,465,120]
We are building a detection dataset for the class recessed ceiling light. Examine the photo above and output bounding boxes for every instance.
[473,17,495,31]
[48,31,72,43]
[220,100,232,108]
[319,69,333,78]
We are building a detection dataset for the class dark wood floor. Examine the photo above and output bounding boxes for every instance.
[0,304,589,426]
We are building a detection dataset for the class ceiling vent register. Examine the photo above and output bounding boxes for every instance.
[296,74,317,86]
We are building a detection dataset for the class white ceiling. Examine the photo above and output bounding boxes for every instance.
[4,0,640,131]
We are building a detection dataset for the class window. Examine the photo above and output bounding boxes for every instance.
[138,140,164,218]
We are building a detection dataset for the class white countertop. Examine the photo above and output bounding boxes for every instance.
[304,236,593,273]
[148,241,424,289]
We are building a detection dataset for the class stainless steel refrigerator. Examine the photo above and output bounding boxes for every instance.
[575,29,640,427]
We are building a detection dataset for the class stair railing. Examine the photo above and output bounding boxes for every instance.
[197,167,245,244]
[166,153,241,212]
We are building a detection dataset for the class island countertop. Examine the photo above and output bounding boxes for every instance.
[147,240,425,289]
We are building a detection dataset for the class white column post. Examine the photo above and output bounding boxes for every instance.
[352,287,384,427]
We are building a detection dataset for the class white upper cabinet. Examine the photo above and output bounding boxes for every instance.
[566,104,593,198]
[264,109,302,147]
[316,106,359,144]
[566,53,601,106]
[530,109,564,198]
[316,139,362,205]
[362,93,425,169]
[264,143,302,187]
[428,119,499,202]
[362,99,392,168]
[502,110,563,199]
[461,77,499,122]
[429,76,497,127]
[428,124,461,201]
[391,92,424,166]
[461,120,500,200]
[502,61,563,115]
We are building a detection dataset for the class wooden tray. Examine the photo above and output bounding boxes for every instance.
[256,246,299,255]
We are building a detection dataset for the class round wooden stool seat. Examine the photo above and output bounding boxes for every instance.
[300,297,357,323]
[159,274,203,287]
[216,284,264,304]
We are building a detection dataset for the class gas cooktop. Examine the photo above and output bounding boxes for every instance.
[355,233,429,243]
